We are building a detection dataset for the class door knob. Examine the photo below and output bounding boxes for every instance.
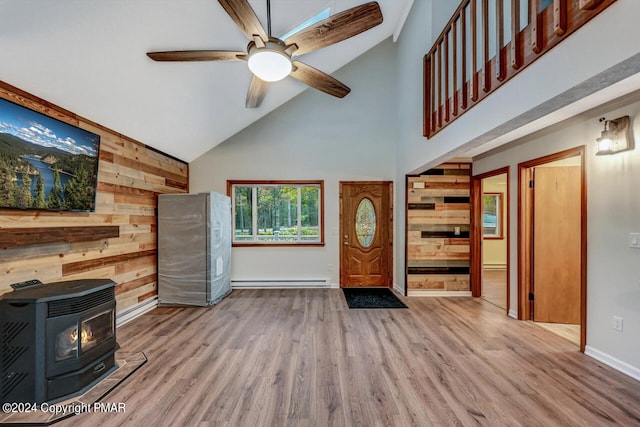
[343,242,350,246]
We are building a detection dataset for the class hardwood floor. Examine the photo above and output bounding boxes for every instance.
[481,268,507,310]
[535,322,581,346]
[481,269,581,346]
[58,289,640,426]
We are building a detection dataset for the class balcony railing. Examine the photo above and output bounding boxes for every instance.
[424,0,617,138]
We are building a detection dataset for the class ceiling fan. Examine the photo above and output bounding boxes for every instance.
[147,0,383,108]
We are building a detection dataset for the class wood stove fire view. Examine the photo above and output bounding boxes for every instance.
[1,279,118,405]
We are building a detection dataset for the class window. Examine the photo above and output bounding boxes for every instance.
[228,180,324,246]
[482,193,502,238]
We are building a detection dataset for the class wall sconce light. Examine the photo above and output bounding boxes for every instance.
[596,115,633,155]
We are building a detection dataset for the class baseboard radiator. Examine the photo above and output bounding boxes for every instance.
[231,279,334,289]
[116,296,158,327]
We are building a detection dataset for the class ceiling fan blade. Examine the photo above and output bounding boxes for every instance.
[246,75,270,108]
[147,50,245,62]
[290,61,350,99]
[218,0,268,42]
[284,2,383,56]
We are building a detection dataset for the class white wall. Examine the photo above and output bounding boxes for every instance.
[393,0,433,292]
[473,94,640,377]
[190,38,397,286]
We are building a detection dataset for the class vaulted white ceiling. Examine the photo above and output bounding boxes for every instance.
[0,0,413,162]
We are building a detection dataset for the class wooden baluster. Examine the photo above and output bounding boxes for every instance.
[431,50,437,132]
[452,19,459,116]
[444,32,450,122]
[496,0,505,81]
[460,4,468,109]
[579,0,597,9]
[531,0,542,53]
[554,0,567,35]
[424,56,432,136]
[481,0,490,92]
[437,42,443,128]
[510,0,521,69]
[470,0,479,101]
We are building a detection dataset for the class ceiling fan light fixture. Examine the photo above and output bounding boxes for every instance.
[247,41,292,82]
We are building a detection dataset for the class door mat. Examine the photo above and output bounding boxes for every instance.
[0,351,147,426]
[342,287,408,309]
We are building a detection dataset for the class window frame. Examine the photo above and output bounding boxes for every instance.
[227,180,325,247]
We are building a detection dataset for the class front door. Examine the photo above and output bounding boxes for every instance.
[339,181,393,287]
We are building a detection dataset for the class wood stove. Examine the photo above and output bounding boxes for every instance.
[1,279,118,404]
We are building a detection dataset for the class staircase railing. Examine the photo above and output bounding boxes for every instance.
[424,0,617,138]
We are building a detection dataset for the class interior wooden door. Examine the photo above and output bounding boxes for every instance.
[340,182,392,287]
[532,166,581,324]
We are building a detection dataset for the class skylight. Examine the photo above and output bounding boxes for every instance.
[279,7,331,41]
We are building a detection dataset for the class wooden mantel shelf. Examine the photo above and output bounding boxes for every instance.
[0,226,120,249]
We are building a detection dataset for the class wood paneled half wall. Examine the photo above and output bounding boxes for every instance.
[406,162,471,296]
[0,81,188,315]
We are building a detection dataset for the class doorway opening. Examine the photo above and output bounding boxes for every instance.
[518,147,586,350]
[481,173,509,310]
[471,168,509,313]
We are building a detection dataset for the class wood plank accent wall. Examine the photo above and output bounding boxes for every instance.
[406,162,471,295]
[0,81,189,314]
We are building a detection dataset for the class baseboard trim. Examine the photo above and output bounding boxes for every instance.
[508,309,518,319]
[482,264,507,270]
[585,345,640,382]
[232,279,335,289]
[407,290,472,297]
[116,297,158,327]
[393,282,405,296]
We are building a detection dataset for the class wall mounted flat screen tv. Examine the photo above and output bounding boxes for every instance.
[0,97,100,212]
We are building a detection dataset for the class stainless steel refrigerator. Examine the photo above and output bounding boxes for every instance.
[157,192,232,306]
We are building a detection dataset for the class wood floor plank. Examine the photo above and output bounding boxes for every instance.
[54,289,640,426]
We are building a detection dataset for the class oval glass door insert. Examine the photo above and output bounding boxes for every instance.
[355,198,376,248]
